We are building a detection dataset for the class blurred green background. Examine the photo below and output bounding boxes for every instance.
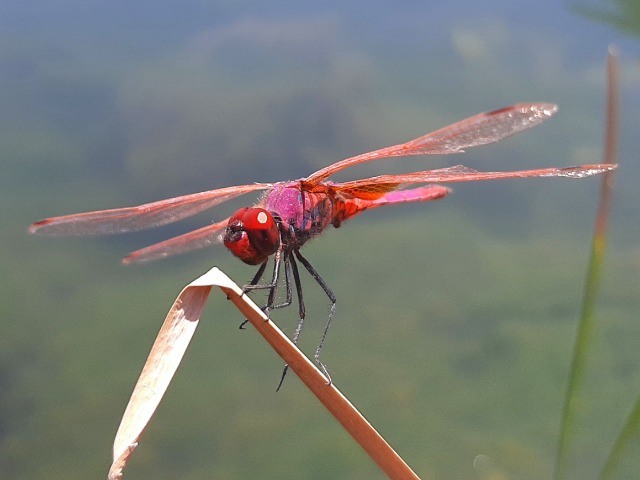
[3,0,640,479]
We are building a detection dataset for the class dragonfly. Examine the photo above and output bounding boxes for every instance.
[30,103,615,386]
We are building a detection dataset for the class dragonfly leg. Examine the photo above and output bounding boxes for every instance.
[276,252,306,391]
[241,252,280,295]
[294,249,336,386]
[239,247,284,330]
[289,253,306,340]
[267,252,293,311]
[238,260,269,329]
[244,260,269,292]
[241,246,294,318]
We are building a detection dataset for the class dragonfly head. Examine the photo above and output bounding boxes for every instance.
[223,207,280,265]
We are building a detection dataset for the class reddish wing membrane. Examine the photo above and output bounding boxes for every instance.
[304,103,558,185]
[29,183,270,235]
[333,164,617,194]
[123,218,231,264]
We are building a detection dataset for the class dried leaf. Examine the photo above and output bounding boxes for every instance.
[108,267,420,479]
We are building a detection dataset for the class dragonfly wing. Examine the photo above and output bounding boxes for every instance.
[29,183,270,235]
[304,103,557,184]
[336,164,617,188]
[123,218,230,264]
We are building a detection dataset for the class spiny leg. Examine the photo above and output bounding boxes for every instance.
[276,252,306,391]
[239,246,292,329]
[241,248,293,311]
[242,247,281,294]
[294,249,336,385]
[263,247,282,316]
[289,254,306,343]
[246,260,269,291]
[238,259,269,329]
[269,251,293,312]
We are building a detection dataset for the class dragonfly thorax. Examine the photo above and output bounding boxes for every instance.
[223,207,280,265]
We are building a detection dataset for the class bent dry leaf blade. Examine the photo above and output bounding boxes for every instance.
[109,267,420,480]
[109,280,212,480]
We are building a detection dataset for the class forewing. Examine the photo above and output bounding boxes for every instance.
[123,218,230,264]
[29,183,270,235]
[335,164,617,189]
[304,103,557,184]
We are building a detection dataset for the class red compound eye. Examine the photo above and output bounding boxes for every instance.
[223,208,279,265]
[238,208,275,230]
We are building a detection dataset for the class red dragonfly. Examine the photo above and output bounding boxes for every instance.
[30,103,615,384]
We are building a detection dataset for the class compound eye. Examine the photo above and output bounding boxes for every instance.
[224,208,280,265]
[239,208,276,231]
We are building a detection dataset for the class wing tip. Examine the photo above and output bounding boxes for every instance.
[531,103,558,118]
[488,103,558,119]
[122,252,150,265]
[558,163,618,178]
[122,249,172,264]
[28,219,51,234]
